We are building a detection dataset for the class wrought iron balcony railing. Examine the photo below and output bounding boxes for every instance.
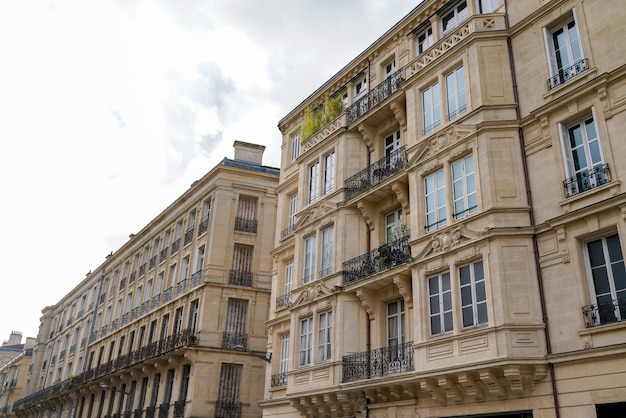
[149,256,157,270]
[158,403,169,418]
[214,399,241,418]
[547,58,589,90]
[198,216,209,235]
[270,372,288,388]
[146,406,156,418]
[229,270,253,286]
[139,263,147,277]
[275,293,292,309]
[160,247,169,263]
[343,235,410,285]
[234,217,258,234]
[184,228,194,246]
[222,332,247,350]
[173,400,185,418]
[563,163,609,198]
[171,238,181,255]
[280,225,294,240]
[346,68,404,125]
[342,341,414,383]
[344,146,408,200]
[134,408,143,418]
[582,297,626,328]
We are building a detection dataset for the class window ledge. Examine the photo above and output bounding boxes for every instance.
[542,66,597,100]
[558,179,621,209]
[578,319,626,337]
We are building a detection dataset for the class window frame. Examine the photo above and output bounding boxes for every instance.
[303,234,317,283]
[320,225,334,277]
[452,153,477,220]
[428,271,453,336]
[317,311,332,362]
[445,65,467,121]
[308,162,320,203]
[387,299,406,347]
[459,260,488,328]
[415,25,433,55]
[477,0,499,13]
[422,81,441,134]
[299,317,313,366]
[323,151,336,195]
[425,168,447,232]
[543,10,585,89]
[441,1,468,34]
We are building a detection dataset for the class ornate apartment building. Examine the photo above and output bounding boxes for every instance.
[0,332,34,418]
[263,0,626,417]
[12,142,279,418]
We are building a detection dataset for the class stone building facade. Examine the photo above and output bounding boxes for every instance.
[13,142,279,418]
[263,0,626,417]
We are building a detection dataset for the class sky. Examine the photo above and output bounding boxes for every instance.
[0,0,421,343]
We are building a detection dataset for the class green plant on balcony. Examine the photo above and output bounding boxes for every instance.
[300,95,345,141]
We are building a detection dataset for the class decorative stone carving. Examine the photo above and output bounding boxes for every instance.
[416,225,486,260]
[292,281,335,307]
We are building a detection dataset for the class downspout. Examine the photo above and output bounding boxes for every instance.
[503,2,561,417]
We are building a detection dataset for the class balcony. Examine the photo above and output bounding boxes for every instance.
[583,297,626,328]
[134,408,144,418]
[160,247,169,263]
[346,68,404,125]
[149,255,157,270]
[280,225,294,240]
[342,342,413,383]
[171,238,181,255]
[139,263,146,277]
[344,146,408,200]
[563,163,609,198]
[184,228,194,246]
[146,406,156,418]
[229,270,253,286]
[234,217,258,233]
[198,216,209,235]
[275,293,292,309]
[214,399,241,418]
[270,372,287,388]
[343,235,410,285]
[173,400,185,418]
[222,332,247,350]
[158,404,169,418]
[547,58,589,90]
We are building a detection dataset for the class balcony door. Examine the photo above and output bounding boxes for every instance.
[586,234,626,324]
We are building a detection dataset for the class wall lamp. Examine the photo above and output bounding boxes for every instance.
[233,345,272,363]
[100,384,130,395]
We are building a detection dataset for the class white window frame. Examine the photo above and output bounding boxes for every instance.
[422,81,441,134]
[477,0,499,13]
[385,209,403,243]
[425,168,447,232]
[284,259,294,296]
[279,333,290,375]
[383,59,396,79]
[288,193,298,227]
[385,130,402,167]
[317,311,332,362]
[428,271,453,335]
[354,75,368,99]
[445,65,466,121]
[290,133,300,162]
[459,260,488,328]
[323,152,336,195]
[416,26,433,55]
[303,235,317,283]
[308,162,320,203]
[320,225,334,277]
[386,299,405,347]
[299,317,313,366]
[442,1,468,34]
[543,10,584,88]
[452,153,477,220]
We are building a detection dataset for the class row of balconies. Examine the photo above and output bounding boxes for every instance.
[102,401,186,418]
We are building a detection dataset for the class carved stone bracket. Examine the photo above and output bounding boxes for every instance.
[355,288,376,319]
[389,99,407,128]
[357,200,376,231]
[391,182,409,214]
[393,274,413,309]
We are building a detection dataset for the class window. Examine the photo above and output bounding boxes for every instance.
[216,364,242,412]
[224,299,248,349]
[354,75,368,99]
[308,162,320,202]
[160,314,170,339]
[179,256,189,283]
[442,1,468,33]
[323,152,336,194]
[174,307,184,335]
[560,112,607,197]
[199,200,211,235]
[445,65,466,121]
[179,364,191,401]
[385,130,401,163]
[290,133,301,162]
[230,244,253,286]
[163,369,175,405]
[429,271,453,335]
[279,333,290,379]
[423,82,441,134]
[320,225,334,277]
[299,317,313,366]
[545,12,585,90]
[387,300,405,347]
[416,26,433,55]
[285,259,294,297]
[478,0,499,13]
[384,59,396,79]
[150,374,161,407]
[460,260,488,327]
[235,196,258,233]
[188,300,199,334]
[425,169,446,232]
[303,235,317,283]
[385,209,403,242]
[452,154,477,219]
[586,234,626,325]
[194,246,205,275]
[317,311,332,362]
[289,193,298,228]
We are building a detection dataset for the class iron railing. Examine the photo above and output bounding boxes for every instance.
[582,297,626,327]
[146,406,156,418]
[198,216,209,235]
[344,146,408,200]
[343,235,410,285]
[346,68,404,125]
[134,408,143,418]
[171,238,181,255]
[149,256,157,270]
[160,247,169,263]
[139,263,147,277]
[222,332,247,350]
[234,217,258,234]
[342,341,413,383]
[214,399,241,418]
[173,400,185,418]
[184,228,194,246]
[563,163,609,198]
[158,403,169,418]
[229,270,253,286]
[547,58,588,90]
[270,372,288,388]
[280,225,294,240]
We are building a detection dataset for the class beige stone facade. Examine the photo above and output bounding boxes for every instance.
[264,1,626,417]
[13,142,279,418]
[0,332,34,418]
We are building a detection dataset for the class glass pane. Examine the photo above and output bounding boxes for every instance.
[588,240,605,267]
[606,235,623,262]
[592,268,611,295]
[568,22,582,62]
[459,265,470,285]
[476,281,486,302]
[443,292,452,310]
[442,272,451,290]
[477,302,488,324]
[444,312,453,331]
[431,317,441,335]
[429,277,439,295]
[462,306,473,327]
[612,262,626,291]
[569,125,583,147]
[461,285,472,305]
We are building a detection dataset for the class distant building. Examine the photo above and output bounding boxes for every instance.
[263,0,626,417]
[0,332,34,418]
[13,142,279,418]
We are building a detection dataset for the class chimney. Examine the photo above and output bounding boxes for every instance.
[233,141,265,165]
[25,337,36,349]
[8,331,22,346]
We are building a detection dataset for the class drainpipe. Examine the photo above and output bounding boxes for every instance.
[503,2,561,417]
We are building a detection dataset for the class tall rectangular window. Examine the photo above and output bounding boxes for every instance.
[445,65,466,121]
[299,317,313,366]
[179,364,191,401]
[320,226,334,277]
[303,235,317,283]
[545,13,585,89]
[160,314,170,339]
[423,82,441,134]
[459,260,488,327]
[560,112,607,197]
[224,299,248,349]
[235,196,258,233]
[288,194,298,228]
[586,234,626,325]
[290,133,300,162]
[317,311,332,362]
[150,374,161,407]
[230,244,253,286]
[216,364,242,411]
[173,307,184,335]
[308,162,320,202]
[199,199,211,235]
[188,300,199,334]
[323,152,336,194]
[180,257,189,283]
[416,26,433,55]
[194,246,205,275]
[385,209,403,242]
[452,154,477,220]
[163,369,175,405]
[387,300,405,347]
[285,259,294,296]
[441,1,468,33]
[429,272,453,335]
[425,169,446,232]
[478,0,499,13]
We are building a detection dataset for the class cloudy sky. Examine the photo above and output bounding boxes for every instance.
[0,0,421,343]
